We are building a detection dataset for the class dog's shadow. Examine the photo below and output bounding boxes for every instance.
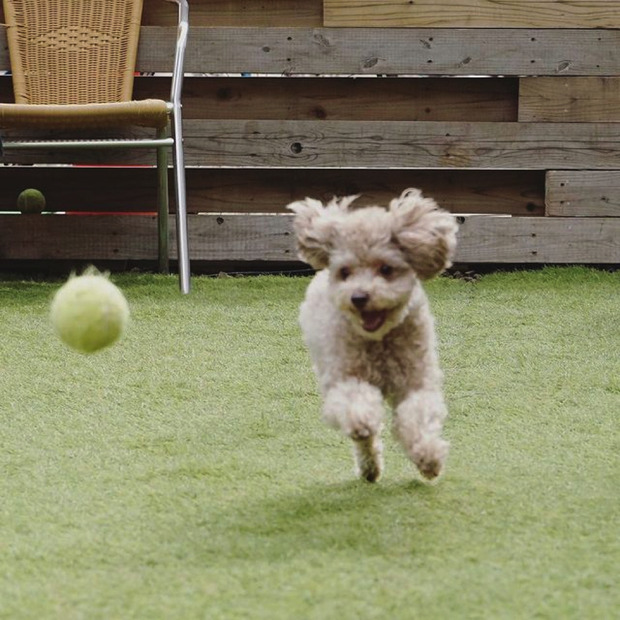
[204,477,459,561]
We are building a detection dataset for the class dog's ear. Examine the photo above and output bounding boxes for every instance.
[287,194,361,268]
[389,188,458,279]
[287,198,335,269]
[326,193,360,211]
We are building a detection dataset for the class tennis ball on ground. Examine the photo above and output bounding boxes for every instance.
[17,188,46,214]
[50,270,130,354]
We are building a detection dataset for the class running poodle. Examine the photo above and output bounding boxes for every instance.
[288,188,458,482]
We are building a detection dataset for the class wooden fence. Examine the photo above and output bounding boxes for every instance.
[0,0,618,268]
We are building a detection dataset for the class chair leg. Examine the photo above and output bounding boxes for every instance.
[156,127,170,275]
[171,109,191,294]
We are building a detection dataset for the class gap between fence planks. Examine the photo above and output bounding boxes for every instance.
[324,0,620,29]
[0,214,617,264]
[1,75,516,122]
[0,168,545,216]
[0,74,517,122]
[141,0,323,27]
[131,77,518,123]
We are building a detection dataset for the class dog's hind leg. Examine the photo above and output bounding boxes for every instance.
[352,435,384,483]
[393,390,449,480]
[322,378,385,481]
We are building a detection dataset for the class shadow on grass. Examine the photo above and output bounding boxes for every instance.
[199,476,467,561]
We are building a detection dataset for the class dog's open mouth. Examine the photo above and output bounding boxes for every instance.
[361,309,388,332]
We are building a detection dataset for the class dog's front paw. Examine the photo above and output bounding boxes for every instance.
[410,437,449,480]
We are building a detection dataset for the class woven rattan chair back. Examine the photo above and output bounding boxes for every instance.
[3,0,144,105]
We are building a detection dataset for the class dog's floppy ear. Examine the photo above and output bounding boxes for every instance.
[389,188,458,279]
[286,198,334,269]
[326,193,360,211]
[287,194,361,268]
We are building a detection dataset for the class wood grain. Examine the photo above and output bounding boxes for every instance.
[324,1,620,29]
[179,120,620,170]
[171,27,620,77]
[519,77,620,122]
[0,215,160,260]
[0,214,617,263]
[455,215,620,262]
[546,171,620,216]
[2,27,620,77]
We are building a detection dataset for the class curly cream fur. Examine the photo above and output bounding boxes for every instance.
[288,188,458,482]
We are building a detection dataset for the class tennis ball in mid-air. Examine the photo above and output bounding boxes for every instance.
[17,188,46,214]
[50,271,130,354]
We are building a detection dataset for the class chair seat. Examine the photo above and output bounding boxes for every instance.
[0,99,171,130]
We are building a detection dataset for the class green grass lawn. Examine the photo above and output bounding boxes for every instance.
[0,267,617,619]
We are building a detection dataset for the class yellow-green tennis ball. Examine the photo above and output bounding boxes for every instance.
[50,273,129,354]
[17,188,46,214]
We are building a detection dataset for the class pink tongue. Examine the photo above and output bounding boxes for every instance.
[362,310,387,332]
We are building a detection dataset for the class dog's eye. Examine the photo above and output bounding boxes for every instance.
[378,264,394,278]
[339,266,351,280]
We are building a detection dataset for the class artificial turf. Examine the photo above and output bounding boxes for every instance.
[0,267,617,619]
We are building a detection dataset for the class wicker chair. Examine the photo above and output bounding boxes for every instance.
[0,0,191,293]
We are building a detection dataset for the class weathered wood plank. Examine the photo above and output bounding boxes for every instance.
[180,120,620,170]
[3,27,620,76]
[546,171,620,216]
[4,121,620,169]
[324,1,620,29]
[0,214,294,262]
[0,167,544,216]
[519,77,620,122]
[0,215,159,260]
[0,214,617,263]
[456,215,620,263]
[187,214,295,261]
[171,27,620,77]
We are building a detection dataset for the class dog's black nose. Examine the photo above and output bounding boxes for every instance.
[351,292,370,309]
